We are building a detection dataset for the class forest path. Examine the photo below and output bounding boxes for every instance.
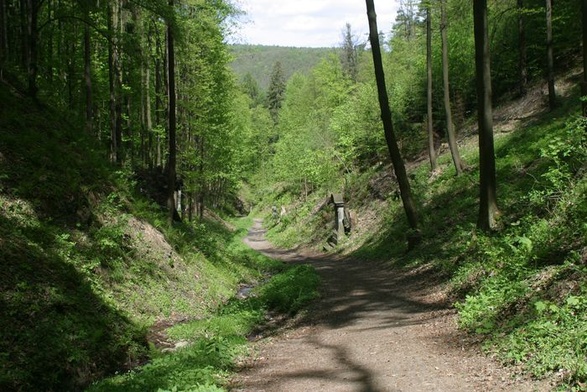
[231,219,551,392]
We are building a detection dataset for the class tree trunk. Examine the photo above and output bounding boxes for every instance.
[518,0,528,96]
[166,0,178,224]
[426,3,437,172]
[474,0,499,231]
[0,0,7,75]
[84,22,93,134]
[440,0,463,175]
[365,0,420,248]
[108,1,122,164]
[197,136,205,221]
[155,26,164,168]
[66,35,75,109]
[25,0,38,98]
[546,0,556,110]
[582,0,587,117]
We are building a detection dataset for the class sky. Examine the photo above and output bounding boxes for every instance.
[232,0,400,48]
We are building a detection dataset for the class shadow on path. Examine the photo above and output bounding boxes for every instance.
[233,219,548,392]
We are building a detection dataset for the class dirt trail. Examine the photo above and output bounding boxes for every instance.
[232,219,551,392]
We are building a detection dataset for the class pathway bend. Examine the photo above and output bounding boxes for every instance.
[233,218,551,392]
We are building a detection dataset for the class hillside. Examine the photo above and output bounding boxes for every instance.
[229,44,338,91]
[260,68,587,389]
[0,84,307,391]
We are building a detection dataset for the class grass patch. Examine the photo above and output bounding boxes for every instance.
[87,264,320,391]
[0,86,296,391]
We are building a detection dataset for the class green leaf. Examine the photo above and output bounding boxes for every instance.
[566,296,581,307]
[534,300,548,313]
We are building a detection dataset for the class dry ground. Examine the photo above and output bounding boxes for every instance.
[229,219,554,392]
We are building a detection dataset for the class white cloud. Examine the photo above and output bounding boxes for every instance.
[232,0,400,48]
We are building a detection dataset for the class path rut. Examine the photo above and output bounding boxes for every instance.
[232,219,551,392]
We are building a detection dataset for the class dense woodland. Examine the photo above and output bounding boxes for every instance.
[1,0,587,390]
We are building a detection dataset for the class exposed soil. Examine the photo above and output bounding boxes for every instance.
[230,219,554,392]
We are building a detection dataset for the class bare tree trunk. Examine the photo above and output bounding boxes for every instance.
[365,0,420,248]
[582,0,587,117]
[66,35,75,109]
[197,136,205,221]
[474,0,499,231]
[440,0,463,175]
[518,0,528,96]
[154,23,164,168]
[108,1,122,163]
[426,3,437,172]
[155,54,162,167]
[166,0,178,224]
[546,0,556,110]
[0,0,7,76]
[145,64,153,167]
[84,22,93,134]
[25,0,38,98]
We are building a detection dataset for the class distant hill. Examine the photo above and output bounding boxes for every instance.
[229,44,339,92]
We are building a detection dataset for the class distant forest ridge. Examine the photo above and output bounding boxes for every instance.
[229,44,339,91]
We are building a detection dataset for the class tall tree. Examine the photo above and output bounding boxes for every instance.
[108,0,123,164]
[0,0,7,76]
[82,0,94,135]
[440,0,464,175]
[241,72,262,106]
[426,1,437,171]
[340,23,358,82]
[582,0,587,117]
[365,0,420,247]
[474,0,499,231]
[266,60,286,124]
[24,0,40,98]
[167,0,178,224]
[396,0,417,41]
[546,0,556,110]
[518,0,528,96]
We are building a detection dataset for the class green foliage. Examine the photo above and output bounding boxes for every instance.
[449,115,587,386]
[527,117,587,212]
[89,260,320,392]
[229,44,336,92]
[267,61,287,123]
[257,265,321,314]
[0,88,148,391]
[487,260,587,384]
[268,70,585,387]
[0,85,291,391]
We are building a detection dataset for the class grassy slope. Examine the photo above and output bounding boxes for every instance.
[0,85,292,391]
[265,75,587,388]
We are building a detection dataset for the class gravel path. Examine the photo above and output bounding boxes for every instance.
[231,219,552,392]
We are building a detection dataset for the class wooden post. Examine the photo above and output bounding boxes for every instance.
[331,194,345,244]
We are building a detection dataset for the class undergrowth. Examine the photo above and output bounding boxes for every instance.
[262,89,587,388]
[87,264,320,391]
[0,87,320,391]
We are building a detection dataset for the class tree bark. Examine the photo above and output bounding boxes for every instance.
[84,22,93,134]
[365,0,420,247]
[582,0,587,117]
[167,0,178,224]
[25,0,39,98]
[518,0,528,96]
[474,0,499,231]
[155,24,164,168]
[0,0,7,75]
[426,3,437,171]
[197,136,205,221]
[546,0,556,110]
[440,0,463,175]
[108,1,122,164]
